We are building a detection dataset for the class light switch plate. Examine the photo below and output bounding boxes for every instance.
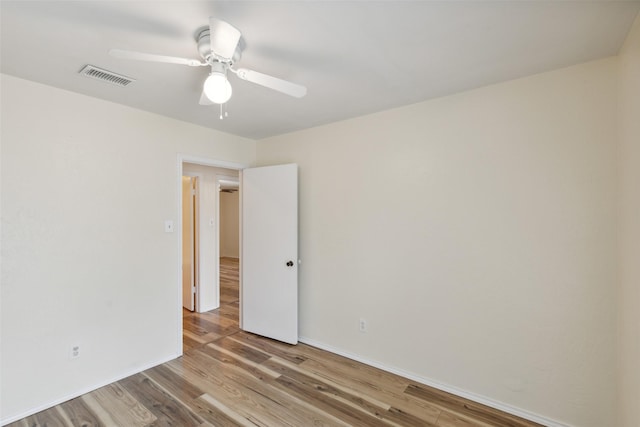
[164,220,174,233]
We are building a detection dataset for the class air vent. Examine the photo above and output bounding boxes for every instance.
[79,65,135,87]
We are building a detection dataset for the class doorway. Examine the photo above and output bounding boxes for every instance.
[179,157,244,353]
[177,157,300,353]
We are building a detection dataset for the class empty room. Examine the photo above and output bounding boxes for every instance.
[1,1,639,427]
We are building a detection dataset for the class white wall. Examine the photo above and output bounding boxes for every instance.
[0,74,255,423]
[182,163,239,312]
[257,58,618,426]
[617,14,640,427]
[220,191,240,258]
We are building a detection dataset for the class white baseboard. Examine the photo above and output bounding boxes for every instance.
[0,353,181,426]
[298,336,569,427]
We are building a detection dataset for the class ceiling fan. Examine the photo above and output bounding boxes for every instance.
[109,17,307,109]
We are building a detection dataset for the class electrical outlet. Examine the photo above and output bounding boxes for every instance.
[359,318,367,333]
[70,344,80,359]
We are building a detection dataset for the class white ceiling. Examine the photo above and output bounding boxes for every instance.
[2,1,639,139]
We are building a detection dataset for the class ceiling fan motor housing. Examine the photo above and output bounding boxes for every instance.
[197,28,242,65]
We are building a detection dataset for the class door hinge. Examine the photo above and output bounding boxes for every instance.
[191,189,196,196]
[192,286,196,294]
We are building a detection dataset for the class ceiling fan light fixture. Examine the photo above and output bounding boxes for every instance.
[204,71,232,104]
[109,17,307,110]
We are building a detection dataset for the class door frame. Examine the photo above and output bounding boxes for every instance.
[176,154,248,355]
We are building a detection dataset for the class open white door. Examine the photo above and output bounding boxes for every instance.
[182,176,196,311]
[242,164,298,344]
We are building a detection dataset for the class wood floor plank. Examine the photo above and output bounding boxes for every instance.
[188,310,238,330]
[58,397,101,427]
[406,383,542,427]
[217,304,239,320]
[436,409,493,427]
[272,373,393,427]
[198,352,350,427]
[80,393,121,426]
[262,355,392,411]
[180,345,353,427]
[81,382,156,427]
[142,363,205,403]
[220,292,239,305]
[213,335,272,364]
[297,343,410,394]
[183,328,224,345]
[265,354,438,427]
[120,373,204,427]
[183,333,204,353]
[262,356,404,427]
[182,318,216,336]
[6,405,69,427]
[196,347,341,427]
[200,342,353,427]
[386,406,438,427]
[219,257,240,308]
[183,314,236,337]
[201,341,282,379]
[227,334,441,424]
[191,393,255,427]
[229,331,308,365]
[167,351,302,427]
[297,349,442,423]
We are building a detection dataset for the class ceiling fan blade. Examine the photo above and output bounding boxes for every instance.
[234,68,307,98]
[199,90,214,106]
[109,49,206,67]
[209,17,241,61]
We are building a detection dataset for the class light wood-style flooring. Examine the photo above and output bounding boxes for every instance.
[9,257,542,427]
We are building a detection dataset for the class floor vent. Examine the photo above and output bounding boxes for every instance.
[79,65,135,87]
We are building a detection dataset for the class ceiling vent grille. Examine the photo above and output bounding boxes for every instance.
[79,65,135,87]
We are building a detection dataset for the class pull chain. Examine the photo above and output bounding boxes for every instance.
[219,103,229,120]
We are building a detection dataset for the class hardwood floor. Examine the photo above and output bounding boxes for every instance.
[183,257,240,353]
[9,257,542,427]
